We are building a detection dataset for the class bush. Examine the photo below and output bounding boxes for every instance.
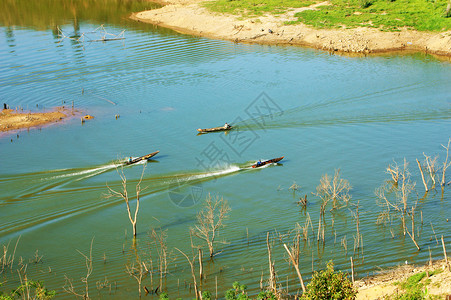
[257,290,277,300]
[0,281,55,300]
[202,291,213,300]
[302,261,356,300]
[225,281,249,300]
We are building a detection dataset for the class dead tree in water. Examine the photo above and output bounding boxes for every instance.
[386,161,400,184]
[441,138,451,186]
[349,200,362,253]
[315,169,351,212]
[106,166,146,238]
[191,194,231,257]
[63,238,94,299]
[376,159,417,246]
[266,232,277,294]
[175,248,200,300]
[405,204,420,251]
[417,158,429,193]
[125,253,147,298]
[283,243,306,293]
[417,154,438,192]
[150,226,171,290]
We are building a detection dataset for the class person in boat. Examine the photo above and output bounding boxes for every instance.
[128,156,132,163]
[224,122,230,129]
[256,160,262,167]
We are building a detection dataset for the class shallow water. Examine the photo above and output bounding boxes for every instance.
[0,0,450,298]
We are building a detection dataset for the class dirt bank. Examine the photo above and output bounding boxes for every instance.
[356,259,451,299]
[132,0,451,57]
[0,107,76,136]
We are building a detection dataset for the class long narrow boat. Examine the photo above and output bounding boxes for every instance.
[125,151,160,165]
[197,124,232,133]
[251,156,284,168]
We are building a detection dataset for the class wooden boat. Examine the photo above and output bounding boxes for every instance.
[252,156,284,168]
[125,151,160,165]
[197,124,232,133]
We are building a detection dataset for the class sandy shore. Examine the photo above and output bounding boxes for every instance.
[356,259,451,299]
[132,0,451,57]
[0,107,76,136]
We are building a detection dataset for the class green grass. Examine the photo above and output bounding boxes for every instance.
[389,270,443,300]
[292,0,451,31]
[205,0,451,31]
[204,0,318,17]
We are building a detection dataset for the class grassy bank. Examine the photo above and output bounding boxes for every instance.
[205,0,451,31]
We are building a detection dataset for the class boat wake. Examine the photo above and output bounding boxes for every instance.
[188,165,241,180]
[47,163,123,181]
[0,161,274,237]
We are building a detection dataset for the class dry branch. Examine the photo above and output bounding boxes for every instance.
[175,248,200,299]
[283,244,306,293]
[386,162,400,184]
[416,159,428,192]
[106,166,146,237]
[63,237,94,299]
[191,194,231,257]
[266,232,277,294]
[442,236,450,271]
[315,169,351,212]
[441,138,451,186]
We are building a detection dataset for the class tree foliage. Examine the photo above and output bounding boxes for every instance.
[302,261,356,300]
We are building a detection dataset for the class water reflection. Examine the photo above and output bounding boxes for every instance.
[0,0,450,298]
[0,0,160,30]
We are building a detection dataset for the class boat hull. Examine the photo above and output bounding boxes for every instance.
[252,156,284,168]
[125,151,160,165]
[197,125,232,133]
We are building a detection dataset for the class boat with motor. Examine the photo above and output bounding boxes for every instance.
[252,156,284,168]
[125,151,160,165]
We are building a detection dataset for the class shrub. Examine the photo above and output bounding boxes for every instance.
[202,291,213,300]
[302,261,356,300]
[225,281,249,300]
[1,281,55,300]
[257,290,277,299]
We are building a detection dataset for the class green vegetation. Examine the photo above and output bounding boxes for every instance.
[0,281,56,300]
[302,261,356,300]
[225,281,276,300]
[158,282,276,300]
[291,0,451,31]
[204,0,318,16]
[206,0,451,31]
[389,270,443,300]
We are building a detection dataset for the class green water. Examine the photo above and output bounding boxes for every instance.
[0,0,450,298]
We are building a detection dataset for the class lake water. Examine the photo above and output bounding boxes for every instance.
[0,0,450,298]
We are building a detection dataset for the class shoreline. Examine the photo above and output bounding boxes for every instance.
[0,107,78,137]
[355,259,451,299]
[132,0,451,58]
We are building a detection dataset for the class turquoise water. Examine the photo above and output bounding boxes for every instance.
[0,1,450,298]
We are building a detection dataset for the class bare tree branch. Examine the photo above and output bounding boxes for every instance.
[190,194,231,257]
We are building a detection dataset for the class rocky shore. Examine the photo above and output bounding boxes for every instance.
[132,0,451,57]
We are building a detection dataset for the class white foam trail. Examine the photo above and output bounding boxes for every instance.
[189,165,241,180]
[46,163,121,181]
[166,165,242,186]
